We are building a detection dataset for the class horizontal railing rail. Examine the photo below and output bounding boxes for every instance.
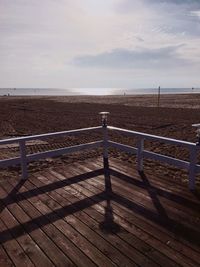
[107,140,191,170]
[0,141,103,168]
[27,141,103,162]
[108,126,198,148]
[0,126,102,145]
[0,114,199,190]
[107,126,200,190]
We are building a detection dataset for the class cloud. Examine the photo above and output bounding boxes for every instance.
[73,45,187,69]
[115,0,200,37]
[146,0,200,4]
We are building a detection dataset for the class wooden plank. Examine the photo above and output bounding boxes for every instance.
[0,204,53,267]
[20,180,117,267]
[104,164,200,219]
[92,162,200,230]
[76,179,199,267]
[30,172,162,267]
[0,228,15,267]
[56,162,200,267]
[0,218,34,267]
[109,157,200,201]
[95,159,200,252]
[40,168,181,267]
[4,178,115,267]
[28,174,140,267]
[96,179,196,229]
[51,165,194,267]
[1,156,200,267]
[0,181,75,267]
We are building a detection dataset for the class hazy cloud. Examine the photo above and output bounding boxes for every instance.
[73,45,187,69]
[147,0,200,4]
[116,0,200,37]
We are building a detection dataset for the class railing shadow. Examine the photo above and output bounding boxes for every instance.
[0,164,121,244]
[0,179,26,212]
[1,163,200,247]
[0,168,104,212]
[109,168,200,246]
[139,171,169,220]
[192,190,200,200]
[99,158,121,234]
[109,168,200,212]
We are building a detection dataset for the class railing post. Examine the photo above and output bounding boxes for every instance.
[19,140,28,180]
[188,146,197,190]
[99,112,110,169]
[103,125,108,160]
[137,138,144,172]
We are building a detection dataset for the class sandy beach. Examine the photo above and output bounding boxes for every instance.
[0,94,200,186]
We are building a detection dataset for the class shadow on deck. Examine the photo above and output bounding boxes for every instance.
[0,157,200,267]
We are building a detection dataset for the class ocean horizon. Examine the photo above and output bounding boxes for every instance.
[0,87,200,96]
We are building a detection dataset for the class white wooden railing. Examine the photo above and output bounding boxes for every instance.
[0,114,199,190]
[106,126,200,190]
[0,126,103,180]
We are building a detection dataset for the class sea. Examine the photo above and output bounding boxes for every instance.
[0,87,200,96]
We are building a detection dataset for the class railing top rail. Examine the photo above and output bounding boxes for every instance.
[0,123,198,149]
[108,126,198,148]
[0,126,102,145]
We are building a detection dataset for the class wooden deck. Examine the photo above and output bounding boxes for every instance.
[0,157,200,267]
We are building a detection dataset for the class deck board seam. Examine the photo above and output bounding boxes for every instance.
[63,162,199,266]
[0,181,76,267]
[0,217,31,267]
[93,161,200,229]
[0,205,41,267]
[30,172,141,267]
[1,158,200,267]
[31,172,149,267]
[85,162,200,258]
[13,175,117,267]
[52,165,183,267]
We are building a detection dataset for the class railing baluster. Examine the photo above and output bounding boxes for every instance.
[189,146,197,190]
[19,140,28,180]
[137,138,144,172]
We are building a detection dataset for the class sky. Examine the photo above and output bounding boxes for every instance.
[0,0,200,94]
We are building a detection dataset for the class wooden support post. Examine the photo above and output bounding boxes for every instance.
[103,127,111,192]
[19,140,28,180]
[137,138,144,172]
[103,124,109,170]
[99,112,110,169]
[189,146,197,190]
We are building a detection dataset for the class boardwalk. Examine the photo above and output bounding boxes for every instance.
[0,157,200,267]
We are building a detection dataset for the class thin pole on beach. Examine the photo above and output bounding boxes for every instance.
[157,86,161,108]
